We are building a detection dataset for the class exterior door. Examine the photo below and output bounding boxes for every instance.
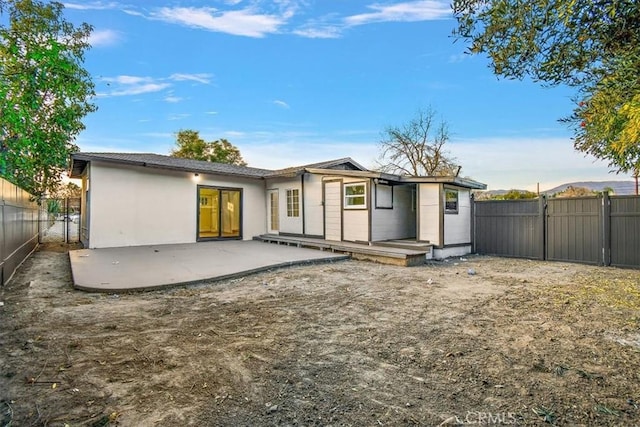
[324,181,342,241]
[267,189,279,234]
[198,186,241,240]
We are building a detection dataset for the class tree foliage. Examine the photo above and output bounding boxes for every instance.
[552,185,597,198]
[377,108,458,176]
[49,180,81,199]
[0,0,96,198]
[170,130,247,166]
[474,189,538,200]
[452,0,640,175]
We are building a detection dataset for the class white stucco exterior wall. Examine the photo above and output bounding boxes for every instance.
[265,176,303,235]
[87,162,266,248]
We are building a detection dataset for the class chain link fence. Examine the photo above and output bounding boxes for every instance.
[38,197,81,243]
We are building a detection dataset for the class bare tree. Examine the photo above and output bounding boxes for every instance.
[377,108,458,176]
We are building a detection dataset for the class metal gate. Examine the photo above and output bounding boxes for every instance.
[546,197,603,265]
[473,194,640,268]
[610,196,640,268]
[38,197,81,243]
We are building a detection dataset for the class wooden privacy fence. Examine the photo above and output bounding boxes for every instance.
[0,177,39,285]
[472,194,640,268]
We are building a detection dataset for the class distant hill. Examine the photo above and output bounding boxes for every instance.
[543,181,636,195]
[476,181,637,199]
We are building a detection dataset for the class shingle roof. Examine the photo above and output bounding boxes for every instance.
[68,152,486,189]
[70,152,368,179]
[266,157,367,177]
[70,152,273,179]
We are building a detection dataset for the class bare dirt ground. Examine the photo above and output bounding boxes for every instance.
[1,243,639,426]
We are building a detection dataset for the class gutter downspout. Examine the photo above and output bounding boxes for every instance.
[301,172,306,236]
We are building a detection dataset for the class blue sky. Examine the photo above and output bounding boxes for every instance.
[62,0,624,191]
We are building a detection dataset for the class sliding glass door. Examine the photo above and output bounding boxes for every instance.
[198,186,242,240]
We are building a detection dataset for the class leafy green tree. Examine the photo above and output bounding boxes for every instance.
[170,130,247,166]
[452,0,640,174]
[377,108,459,176]
[0,0,96,198]
[500,190,538,200]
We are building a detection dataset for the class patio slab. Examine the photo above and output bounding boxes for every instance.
[69,240,349,292]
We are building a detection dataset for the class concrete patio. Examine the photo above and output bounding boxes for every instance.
[69,240,349,292]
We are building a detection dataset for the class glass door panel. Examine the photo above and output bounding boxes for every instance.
[221,190,241,238]
[269,191,279,232]
[198,188,220,239]
[199,187,241,240]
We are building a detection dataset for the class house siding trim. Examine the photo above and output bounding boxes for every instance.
[301,173,306,235]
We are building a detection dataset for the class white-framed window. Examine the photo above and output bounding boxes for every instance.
[344,182,367,209]
[286,189,300,217]
[445,189,459,214]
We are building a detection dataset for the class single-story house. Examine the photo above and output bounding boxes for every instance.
[69,153,486,259]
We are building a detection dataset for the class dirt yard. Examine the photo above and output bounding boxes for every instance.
[1,244,639,426]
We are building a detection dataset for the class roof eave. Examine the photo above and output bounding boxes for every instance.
[70,153,266,180]
[305,168,382,179]
[400,175,487,189]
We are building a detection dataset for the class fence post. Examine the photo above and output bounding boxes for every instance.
[602,192,611,266]
[538,195,546,260]
[470,193,476,254]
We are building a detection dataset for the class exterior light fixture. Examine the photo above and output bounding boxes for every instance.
[192,173,201,182]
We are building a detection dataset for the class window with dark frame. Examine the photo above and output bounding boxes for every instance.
[375,184,393,209]
[445,189,459,214]
[286,189,300,217]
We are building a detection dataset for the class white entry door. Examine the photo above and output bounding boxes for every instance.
[324,181,341,241]
[267,189,279,234]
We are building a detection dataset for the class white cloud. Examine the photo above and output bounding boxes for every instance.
[273,100,290,109]
[103,75,151,85]
[294,1,451,39]
[88,29,120,47]
[151,7,287,37]
[122,9,144,17]
[345,1,451,26]
[293,25,342,39]
[168,113,191,121]
[98,75,170,96]
[170,73,213,84]
[110,83,171,96]
[99,73,211,97]
[63,1,120,10]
